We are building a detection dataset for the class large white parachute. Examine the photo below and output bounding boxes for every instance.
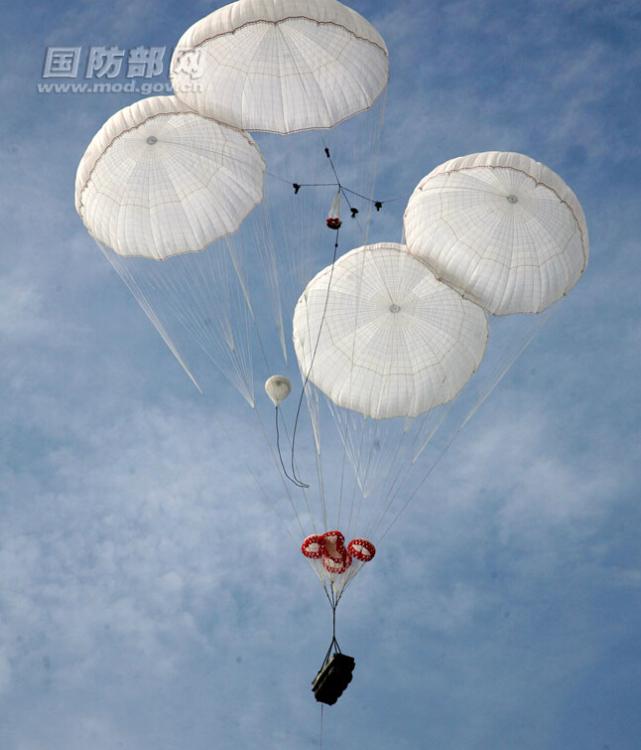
[293,243,488,419]
[75,95,265,259]
[170,0,389,133]
[403,151,589,315]
[75,95,268,400]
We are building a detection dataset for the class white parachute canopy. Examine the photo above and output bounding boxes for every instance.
[75,95,265,258]
[293,243,488,419]
[403,151,589,315]
[170,0,389,134]
[75,95,267,402]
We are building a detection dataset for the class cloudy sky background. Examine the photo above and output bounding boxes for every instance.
[1,0,641,748]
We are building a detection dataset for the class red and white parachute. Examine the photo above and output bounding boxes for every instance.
[301,530,376,597]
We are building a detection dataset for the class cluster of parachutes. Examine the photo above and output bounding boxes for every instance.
[75,0,588,604]
[296,152,589,420]
[288,151,588,595]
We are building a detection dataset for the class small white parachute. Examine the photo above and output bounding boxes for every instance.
[292,242,488,419]
[170,0,389,134]
[403,151,589,315]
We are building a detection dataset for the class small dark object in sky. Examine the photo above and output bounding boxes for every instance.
[312,653,355,705]
[374,201,383,211]
[292,182,301,194]
[350,207,359,218]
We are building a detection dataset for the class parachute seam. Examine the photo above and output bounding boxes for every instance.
[176,19,390,134]
[185,18,388,58]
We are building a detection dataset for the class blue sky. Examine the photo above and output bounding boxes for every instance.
[1,1,641,748]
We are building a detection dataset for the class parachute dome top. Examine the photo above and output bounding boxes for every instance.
[170,0,389,134]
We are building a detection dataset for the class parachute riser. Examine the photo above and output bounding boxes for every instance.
[290,146,385,226]
[312,596,356,706]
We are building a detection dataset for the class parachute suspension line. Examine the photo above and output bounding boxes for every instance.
[363,88,388,247]
[154,136,262,175]
[268,402,320,532]
[458,308,554,432]
[313,96,388,535]
[259,111,389,531]
[319,586,343,673]
[327,144,385,225]
[95,132,263,405]
[120,250,304,539]
[351,328,403,534]
[231,203,290,380]
[97,262,312,539]
[377,431,455,544]
[207,244,255,403]
[342,249,369,525]
[98,243,203,392]
[301,385,329,530]
[240,188,288,368]
[331,597,339,650]
[291,181,336,191]
[254,200,288,364]
[377,311,555,542]
[359,417,424,539]
[336,451,347,531]
[319,704,324,750]
[224,239,255,319]
[118,236,255,404]
[198,249,255,405]
[314,439,329,532]
[365,431,428,539]
[249,406,329,554]
[412,402,455,464]
[275,405,307,488]
[289,144,385,221]
[289,227,342,489]
[250,402,310,539]
[324,145,341,188]
[304,385,323,457]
